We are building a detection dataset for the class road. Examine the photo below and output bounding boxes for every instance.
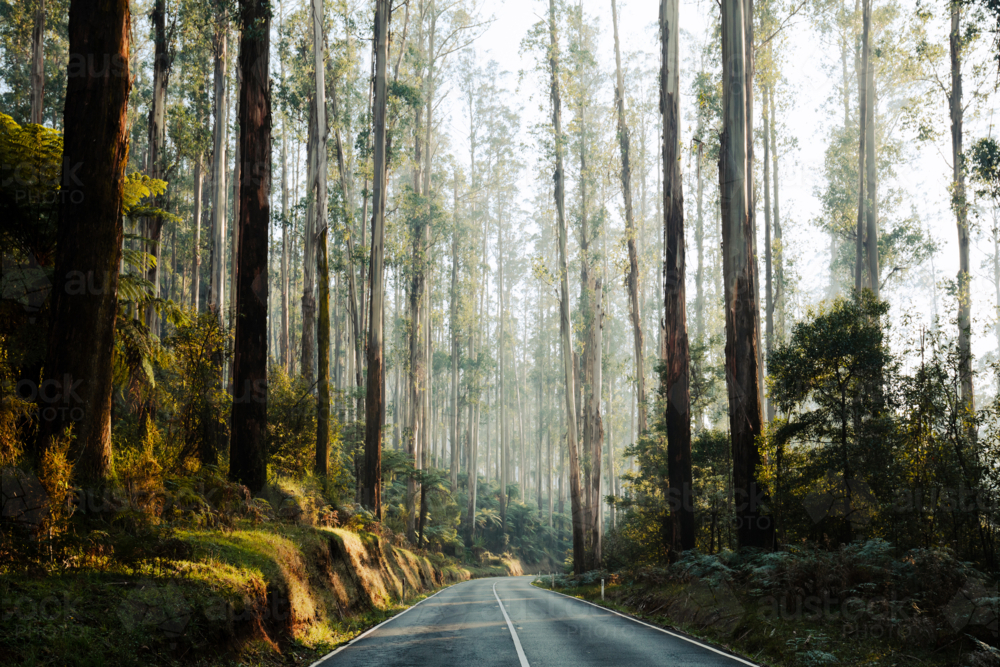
[313,576,755,667]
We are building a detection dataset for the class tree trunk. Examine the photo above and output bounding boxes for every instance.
[611,0,646,438]
[864,6,878,299]
[549,0,586,575]
[854,0,870,293]
[192,157,203,311]
[499,211,508,527]
[301,97,318,389]
[30,0,45,124]
[361,0,390,519]
[661,0,694,556]
[720,0,772,549]
[952,0,973,413]
[281,116,290,371]
[763,83,774,422]
[450,173,461,491]
[230,132,241,335]
[145,0,170,336]
[313,0,330,476]
[210,13,228,326]
[229,0,271,495]
[407,103,426,543]
[36,0,130,480]
[770,84,783,343]
[330,59,366,420]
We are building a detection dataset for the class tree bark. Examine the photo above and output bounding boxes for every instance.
[210,12,228,326]
[952,0,973,413]
[281,114,290,371]
[145,0,171,335]
[763,83,774,422]
[229,0,271,495]
[361,0,390,519]
[313,0,330,475]
[450,173,461,491]
[864,4,878,299]
[661,0,694,556]
[192,156,203,312]
[549,0,586,574]
[720,0,772,549]
[854,0,870,293]
[770,84,783,343]
[30,0,45,125]
[301,95,317,389]
[611,0,646,438]
[36,0,131,480]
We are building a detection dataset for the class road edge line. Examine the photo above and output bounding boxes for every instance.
[308,580,459,666]
[493,581,530,667]
[532,580,757,666]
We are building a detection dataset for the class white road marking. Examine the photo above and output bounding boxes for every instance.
[493,581,531,667]
[308,583,456,666]
[535,581,758,666]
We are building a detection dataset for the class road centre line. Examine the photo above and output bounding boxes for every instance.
[493,581,531,667]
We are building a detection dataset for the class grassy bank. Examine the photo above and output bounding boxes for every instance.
[1,477,521,667]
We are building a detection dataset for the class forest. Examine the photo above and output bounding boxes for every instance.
[3,0,1000,664]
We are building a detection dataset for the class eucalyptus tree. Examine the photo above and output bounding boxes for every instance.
[209,0,229,329]
[228,0,271,494]
[312,0,331,475]
[563,2,605,567]
[720,0,772,549]
[545,0,586,574]
[361,0,391,518]
[661,0,694,555]
[36,0,131,480]
[30,0,45,124]
[611,0,646,440]
[143,0,176,336]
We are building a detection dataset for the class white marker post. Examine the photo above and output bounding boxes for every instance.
[601,579,604,600]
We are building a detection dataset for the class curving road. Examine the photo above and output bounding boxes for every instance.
[312,576,755,667]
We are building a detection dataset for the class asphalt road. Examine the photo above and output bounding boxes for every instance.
[313,576,755,667]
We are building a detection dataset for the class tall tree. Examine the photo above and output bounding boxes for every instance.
[313,0,331,475]
[209,3,228,328]
[361,0,391,518]
[548,0,586,574]
[229,0,271,494]
[29,0,44,124]
[719,0,772,549]
[145,0,174,335]
[192,156,204,311]
[951,0,973,414]
[661,0,694,556]
[610,0,646,438]
[449,171,461,491]
[36,0,131,480]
